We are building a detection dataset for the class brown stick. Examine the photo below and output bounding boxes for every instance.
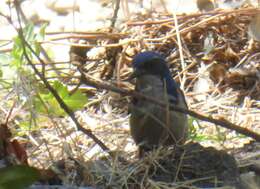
[13,2,111,155]
[81,73,260,142]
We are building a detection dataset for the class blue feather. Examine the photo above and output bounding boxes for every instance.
[132,51,179,100]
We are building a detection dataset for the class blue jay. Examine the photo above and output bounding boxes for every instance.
[129,51,188,155]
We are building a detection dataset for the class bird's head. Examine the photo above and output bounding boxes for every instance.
[131,51,171,79]
[130,51,179,99]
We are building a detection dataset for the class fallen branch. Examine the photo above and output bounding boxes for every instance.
[80,72,260,142]
[14,2,111,156]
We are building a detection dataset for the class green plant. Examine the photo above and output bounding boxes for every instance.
[188,116,211,141]
[0,22,87,130]
[0,165,39,189]
[34,80,87,116]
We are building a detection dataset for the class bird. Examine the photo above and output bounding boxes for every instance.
[129,51,188,156]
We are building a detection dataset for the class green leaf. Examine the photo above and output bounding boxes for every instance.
[0,68,3,78]
[9,23,39,68]
[0,165,39,189]
[65,90,88,110]
[0,54,11,66]
[35,81,88,116]
[39,23,48,40]
[34,41,41,56]
[11,36,25,68]
[24,23,35,42]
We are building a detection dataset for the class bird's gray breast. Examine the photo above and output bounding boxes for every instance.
[129,75,188,146]
[134,75,165,107]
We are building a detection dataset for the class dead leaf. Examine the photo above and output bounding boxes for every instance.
[208,63,227,84]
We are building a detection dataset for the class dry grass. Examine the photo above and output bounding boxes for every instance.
[4,4,260,188]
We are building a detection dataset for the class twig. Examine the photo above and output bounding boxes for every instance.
[110,0,121,32]
[40,39,139,48]
[13,2,111,155]
[127,8,260,26]
[80,73,260,142]
[46,31,127,37]
[4,101,16,125]
[46,33,126,41]
[172,8,186,90]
